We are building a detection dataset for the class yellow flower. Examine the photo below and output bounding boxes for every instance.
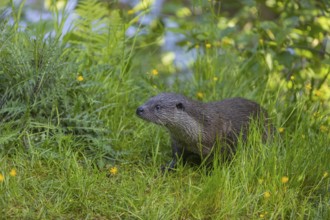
[127,9,135,15]
[109,167,118,175]
[263,191,271,199]
[77,75,84,82]
[0,173,4,182]
[196,92,204,99]
[314,90,323,97]
[222,37,234,45]
[195,44,200,49]
[323,171,329,178]
[278,127,284,133]
[9,169,17,177]
[281,176,289,184]
[205,43,212,48]
[259,214,265,218]
[213,76,218,81]
[320,125,328,133]
[151,69,159,76]
[290,75,295,80]
[305,83,312,90]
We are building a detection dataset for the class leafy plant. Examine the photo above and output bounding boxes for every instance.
[0,2,121,162]
[64,0,126,69]
[0,1,329,219]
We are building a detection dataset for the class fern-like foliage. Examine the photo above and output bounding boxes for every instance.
[64,0,126,68]
[0,21,111,160]
[0,0,132,166]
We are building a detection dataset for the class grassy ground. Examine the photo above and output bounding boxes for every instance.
[1,55,329,219]
[1,1,330,219]
[0,118,329,219]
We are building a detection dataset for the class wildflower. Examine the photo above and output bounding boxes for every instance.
[260,211,268,218]
[0,173,4,182]
[127,9,134,15]
[77,75,84,82]
[213,76,219,81]
[323,171,329,178]
[263,191,271,199]
[314,90,323,97]
[222,37,233,45]
[109,167,118,175]
[305,83,312,90]
[281,176,289,184]
[196,92,204,99]
[195,44,200,49]
[205,43,212,48]
[320,125,328,133]
[151,69,159,76]
[9,169,17,177]
[278,127,284,133]
[290,75,295,80]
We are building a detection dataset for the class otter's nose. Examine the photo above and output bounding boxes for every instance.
[136,106,144,115]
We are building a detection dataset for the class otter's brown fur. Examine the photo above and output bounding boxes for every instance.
[136,93,272,169]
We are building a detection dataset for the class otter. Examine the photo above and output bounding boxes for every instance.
[136,93,273,170]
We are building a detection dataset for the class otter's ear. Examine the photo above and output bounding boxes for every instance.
[176,102,185,111]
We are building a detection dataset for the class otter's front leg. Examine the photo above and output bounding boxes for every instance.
[161,139,184,172]
[162,139,199,172]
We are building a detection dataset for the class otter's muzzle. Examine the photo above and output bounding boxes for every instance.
[136,106,144,116]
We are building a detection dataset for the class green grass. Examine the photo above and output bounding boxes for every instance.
[1,124,329,219]
[1,59,329,218]
[1,1,330,219]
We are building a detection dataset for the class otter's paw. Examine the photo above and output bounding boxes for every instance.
[160,160,177,173]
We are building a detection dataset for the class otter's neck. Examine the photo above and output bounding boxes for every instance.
[166,110,204,145]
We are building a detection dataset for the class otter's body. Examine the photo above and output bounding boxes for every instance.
[136,93,272,169]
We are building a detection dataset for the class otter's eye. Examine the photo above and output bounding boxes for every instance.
[155,105,161,111]
[176,103,184,111]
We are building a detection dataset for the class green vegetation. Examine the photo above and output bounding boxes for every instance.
[0,0,329,219]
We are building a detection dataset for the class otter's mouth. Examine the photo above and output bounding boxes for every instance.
[136,106,151,122]
[136,106,165,125]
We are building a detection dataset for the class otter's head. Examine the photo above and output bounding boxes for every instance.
[136,93,189,127]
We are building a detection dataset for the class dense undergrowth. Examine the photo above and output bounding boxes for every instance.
[0,0,329,219]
